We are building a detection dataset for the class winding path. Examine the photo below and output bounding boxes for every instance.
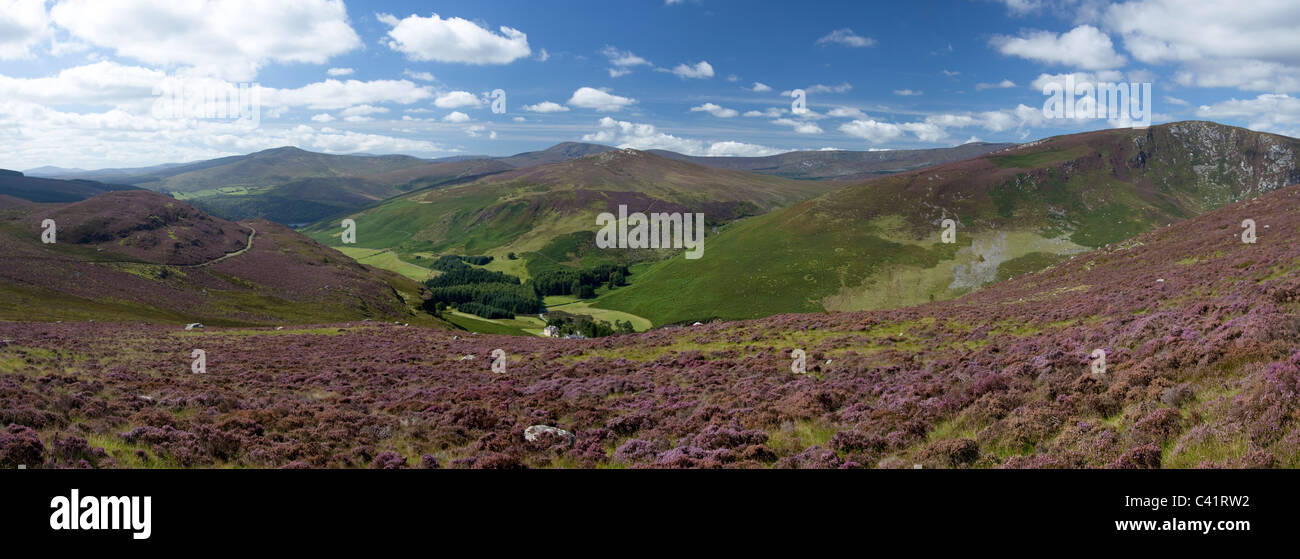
[183,224,256,268]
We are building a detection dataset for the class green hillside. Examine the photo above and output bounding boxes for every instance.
[598,121,1300,324]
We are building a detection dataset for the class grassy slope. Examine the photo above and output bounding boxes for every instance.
[600,122,1300,324]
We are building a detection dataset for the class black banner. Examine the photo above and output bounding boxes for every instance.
[0,469,1284,549]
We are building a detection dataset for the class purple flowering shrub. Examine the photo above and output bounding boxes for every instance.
[2,186,1300,468]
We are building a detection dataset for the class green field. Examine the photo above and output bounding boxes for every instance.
[544,295,653,332]
[441,311,542,336]
[335,247,434,281]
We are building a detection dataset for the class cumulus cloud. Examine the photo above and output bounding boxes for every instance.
[991,25,1125,70]
[839,119,904,143]
[668,61,714,79]
[522,101,569,113]
[581,116,781,156]
[0,0,50,60]
[442,110,471,123]
[326,67,354,77]
[377,12,530,65]
[1196,93,1300,137]
[259,79,432,111]
[689,102,738,118]
[750,82,772,92]
[49,0,362,80]
[0,100,446,169]
[567,87,635,111]
[816,28,875,48]
[433,90,483,109]
[743,108,785,118]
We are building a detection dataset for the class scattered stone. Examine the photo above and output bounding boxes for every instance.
[184,323,204,330]
[459,355,475,361]
[524,425,575,445]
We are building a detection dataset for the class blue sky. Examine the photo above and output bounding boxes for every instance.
[1,0,1298,169]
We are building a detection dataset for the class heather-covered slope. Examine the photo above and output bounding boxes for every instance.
[602,121,1300,324]
[2,183,1296,469]
[0,191,443,326]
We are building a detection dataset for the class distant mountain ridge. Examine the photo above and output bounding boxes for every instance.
[0,169,140,203]
[20,142,1018,226]
[648,142,1013,180]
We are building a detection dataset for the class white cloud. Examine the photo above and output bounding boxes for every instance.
[689,102,738,118]
[1105,1,1300,69]
[310,113,335,123]
[403,69,435,82]
[0,0,50,60]
[668,61,714,79]
[600,45,651,76]
[339,105,387,117]
[816,28,876,48]
[522,101,569,113]
[326,67,354,77]
[991,25,1126,70]
[1196,94,1300,137]
[893,89,923,96]
[260,79,432,110]
[433,90,482,109]
[567,87,635,111]
[743,108,785,118]
[0,100,447,169]
[512,116,526,122]
[49,0,362,81]
[1030,71,1124,90]
[975,79,1017,90]
[0,60,165,108]
[581,116,781,156]
[839,119,904,143]
[377,12,530,65]
[942,69,961,77]
[838,104,1051,144]
[773,118,823,134]
[750,82,772,92]
[442,110,471,123]
[798,82,853,94]
[827,107,866,118]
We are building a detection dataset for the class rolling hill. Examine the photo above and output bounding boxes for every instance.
[0,190,445,326]
[0,169,139,203]
[301,148,850,272]
[597,121,1300,324]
